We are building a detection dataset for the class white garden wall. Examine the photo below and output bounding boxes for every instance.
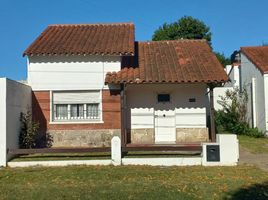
[27,55,121,91]
[8,135,239,167]
[0,78,32,166]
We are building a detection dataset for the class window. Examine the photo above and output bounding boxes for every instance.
[189,98,196,102]
[52,91,101,122]
[157,94,170,102]
[87,104,99,119]
[55,104,68,120]
[70,104,84,119]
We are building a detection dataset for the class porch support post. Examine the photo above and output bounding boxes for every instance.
[120,83,127,147]
[209,84,216,142]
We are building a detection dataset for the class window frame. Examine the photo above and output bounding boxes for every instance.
[50,90,103,124]
[157,93,171,103]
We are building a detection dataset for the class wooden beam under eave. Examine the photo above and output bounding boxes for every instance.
[120,83,127,147]
[209,84,216,142]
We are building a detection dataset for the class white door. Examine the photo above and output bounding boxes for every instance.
[154,108,176,143]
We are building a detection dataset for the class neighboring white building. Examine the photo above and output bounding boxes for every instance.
[225,64,240,88]
[213,63,240,111]
[240,46,268,135]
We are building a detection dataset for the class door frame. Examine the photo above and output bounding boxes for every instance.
[154,103,176,143]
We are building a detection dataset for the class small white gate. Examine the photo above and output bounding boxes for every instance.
[154,108,176,143]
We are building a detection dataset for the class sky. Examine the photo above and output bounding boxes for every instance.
[0,0,268,80]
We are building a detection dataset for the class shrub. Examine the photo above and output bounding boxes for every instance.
[215,87,264,138]
[19,111,53,148]
[19,111,39,148]
[246,128,264,138]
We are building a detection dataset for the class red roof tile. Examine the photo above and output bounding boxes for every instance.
[105,40,228,84]
[241,46,268,73]
[23,23,135,56]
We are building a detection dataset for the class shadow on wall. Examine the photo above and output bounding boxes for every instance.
[32,92,53,148]
[29,55,120,64]
[224,181,268,200]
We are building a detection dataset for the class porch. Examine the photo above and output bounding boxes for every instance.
[119,83,217,147]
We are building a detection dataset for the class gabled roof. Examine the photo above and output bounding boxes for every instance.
[241,46,268,73]
[105,40,228,84]
[23,23,135,56]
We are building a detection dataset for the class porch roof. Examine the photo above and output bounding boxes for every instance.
[105,40,228,84]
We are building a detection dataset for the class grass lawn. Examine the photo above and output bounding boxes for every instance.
[0,165,267,200]
[238,135,268,154]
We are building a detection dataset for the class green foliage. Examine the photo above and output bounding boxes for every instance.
[214,52,231,67]
[246,127,265,138]
[216,87,264,138]
[152,16,231,66]
[152,16,212,45]
[19,111,40,148]
[19,111,53,148]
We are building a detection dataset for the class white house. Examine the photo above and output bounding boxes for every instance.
[239,46,268,135]
[213,63,241,111]
[22,22,228,147]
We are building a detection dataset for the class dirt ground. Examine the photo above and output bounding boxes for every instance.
[239,146,268,172]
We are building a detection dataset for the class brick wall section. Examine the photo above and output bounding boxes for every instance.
[32,90,121,132]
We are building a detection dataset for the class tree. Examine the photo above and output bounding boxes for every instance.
[215,52,231,67]
[152,16,231,66]
[152,16,212,45]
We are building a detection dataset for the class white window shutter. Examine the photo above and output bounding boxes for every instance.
[53,91,100,104]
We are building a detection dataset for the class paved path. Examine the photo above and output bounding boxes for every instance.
[239,146,268,172]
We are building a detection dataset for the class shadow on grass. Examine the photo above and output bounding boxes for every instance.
[123,152,201,158]
[225,181,268,200]
[25,154,111,159]
[11,153,112,161]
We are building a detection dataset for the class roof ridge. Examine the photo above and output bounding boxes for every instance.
[138,39,207,44]
[48,22,134,27]
[241,45,268,49]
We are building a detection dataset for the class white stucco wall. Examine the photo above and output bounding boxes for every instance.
[240,53,266,133]
[213,87,234,111]
[126,83,207,129]
[225,65,240,88]
[27,55,121,91]
[0,78,32,166]
[0,78,7,166]
[263,75,268,134]
[214,65,239,111]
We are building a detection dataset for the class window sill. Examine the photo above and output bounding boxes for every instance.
[49,120,104,125]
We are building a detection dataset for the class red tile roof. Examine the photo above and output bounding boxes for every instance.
[23,23,135,56]
[241,46,268,73]
[105,40,228,84]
